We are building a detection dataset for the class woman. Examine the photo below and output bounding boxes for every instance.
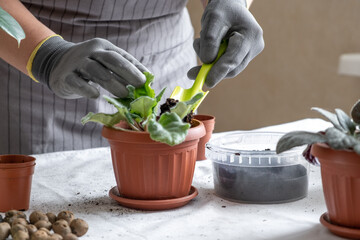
[0,0,263,154]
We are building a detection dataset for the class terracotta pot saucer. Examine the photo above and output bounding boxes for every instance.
[109,186,198,211]
[320,212,360,239]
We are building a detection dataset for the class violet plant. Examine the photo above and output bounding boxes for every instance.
[276,100,360,164]
[81,72,203,146]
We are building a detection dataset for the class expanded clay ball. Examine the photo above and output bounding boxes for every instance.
[6,210,26,219]
[62,233,78,240]
[57,211,74,225]
[26,225,37,236]
[29,211,48,225]
[34,220,52,230]
[0,222,11,240]
[11,223,28,236]
[30,229,50,240]
[69,219,88,237]
[4,210,26,225]
[49,233,63,240]
[52,219,71,237]
[12,218,28,226]
[46,213,57,224]
[12,230,29,240]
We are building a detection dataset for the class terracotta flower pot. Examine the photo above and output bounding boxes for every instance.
[0,155,36,212]
[311,143,360,228]
[194,114,215,161]
[102,119,205,200]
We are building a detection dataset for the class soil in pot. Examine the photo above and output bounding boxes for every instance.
[213,163,308,203]
[160,98,194,123]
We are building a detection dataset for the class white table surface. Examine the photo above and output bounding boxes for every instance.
[20,118,349,240]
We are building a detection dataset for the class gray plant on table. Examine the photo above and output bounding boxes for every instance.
[276,99,360,164]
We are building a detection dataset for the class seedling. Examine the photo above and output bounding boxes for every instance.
[82,72,203,146]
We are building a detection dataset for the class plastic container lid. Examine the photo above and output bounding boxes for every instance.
[206,131,305,167]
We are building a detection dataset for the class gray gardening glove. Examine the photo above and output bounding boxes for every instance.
[31,36,149,99]
[187,0,264,88]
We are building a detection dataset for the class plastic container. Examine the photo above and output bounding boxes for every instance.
[206,132,309,204]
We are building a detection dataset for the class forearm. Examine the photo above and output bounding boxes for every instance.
[0,0,54,75]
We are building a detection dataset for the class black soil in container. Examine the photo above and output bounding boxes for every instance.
[213,162,308,203]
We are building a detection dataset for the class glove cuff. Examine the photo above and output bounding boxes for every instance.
[26,35,73,86]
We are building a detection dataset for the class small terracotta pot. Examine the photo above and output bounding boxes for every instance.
[311,143,360,228]
[194,114,215,161]
[102,119,205,200]
[0,155,36,212]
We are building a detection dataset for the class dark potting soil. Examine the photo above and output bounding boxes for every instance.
[213,163,308,203]
[159,98,194,123]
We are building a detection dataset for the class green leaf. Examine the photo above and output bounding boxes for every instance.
[170,93,204,119]
[156,87,166,103]
[325,127,359,150]
[147,112,190,146]
[126,85,135,99]
[312,107,344,131]
[103,95,127,111]
[335,108,356,134]
[134,72,155,99]
[81,112,125,127]
[114,97,133,109]
[351,100,360,124]
[276,131,327,154]
[0,6,25,46]
[130,96,157,119]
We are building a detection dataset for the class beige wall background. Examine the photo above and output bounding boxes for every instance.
[187,0,360,132]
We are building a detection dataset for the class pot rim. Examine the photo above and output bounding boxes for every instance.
[0,155,36,168]
[193,114,216,122]
[311,143,360,163]
[102,119,206,144]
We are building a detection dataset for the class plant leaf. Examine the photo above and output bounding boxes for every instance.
[147,112,190,146]
[170,93,203,119]
[335,108,356,134]
[81,112,124,127]
[156,87,166,103]
[325,127,359,150]
[0,6,25,46]
[276,131,327,154]
[312,107,344,131]
[103,95,127,112]
[134,72,155,99]
[126,85,135,99]
[351,99,360,124]
[130,96,157,119]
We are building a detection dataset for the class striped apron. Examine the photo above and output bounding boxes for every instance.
[0,0,196,154]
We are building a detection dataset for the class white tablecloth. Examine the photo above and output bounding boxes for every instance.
[23,118,347,240]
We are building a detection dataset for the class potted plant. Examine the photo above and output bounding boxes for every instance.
[82,73,205,210]
[276,99,360,239]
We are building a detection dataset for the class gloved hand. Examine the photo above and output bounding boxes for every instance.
[187,0,264,88]
[29,36,149,99]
